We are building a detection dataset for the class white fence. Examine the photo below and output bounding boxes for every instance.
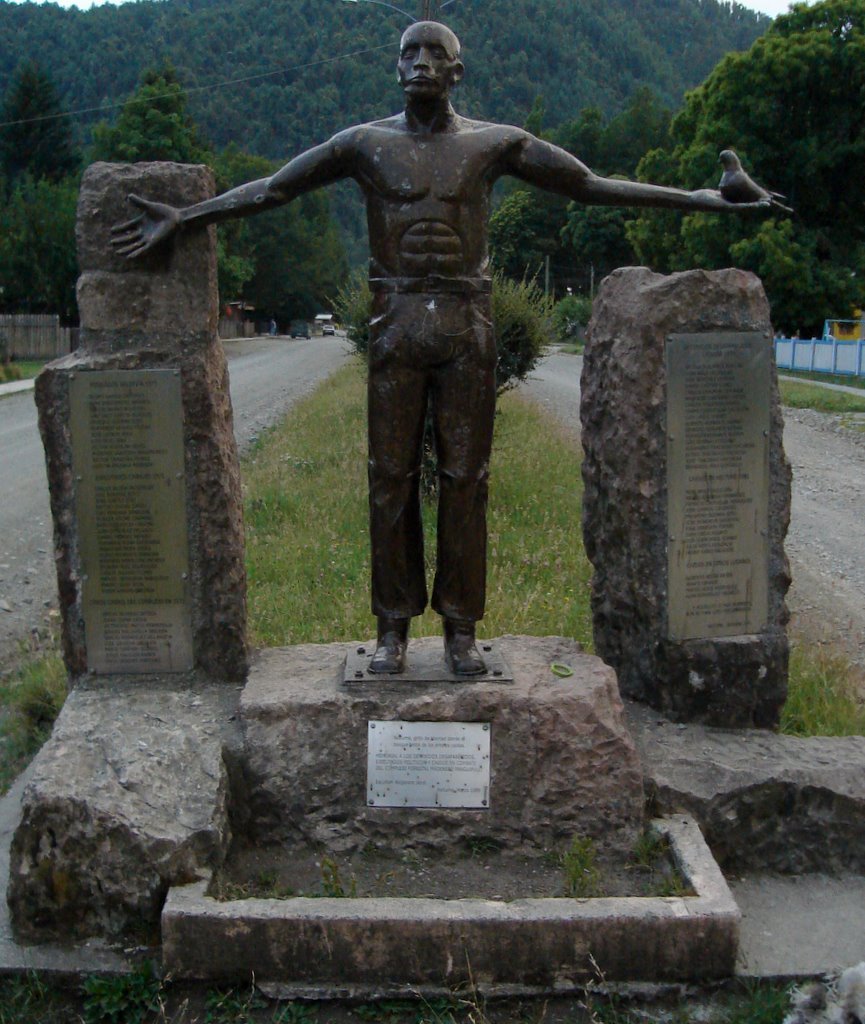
[774,337,865,377]
[0,314,74,360]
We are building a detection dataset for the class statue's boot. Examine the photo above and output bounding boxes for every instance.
[369,616,409,674]
[443,618,486,676]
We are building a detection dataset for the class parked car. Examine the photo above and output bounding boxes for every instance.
[322,323,336,336]
[290,321,310,339]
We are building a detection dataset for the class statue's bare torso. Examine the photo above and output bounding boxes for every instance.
[336,114,521,280]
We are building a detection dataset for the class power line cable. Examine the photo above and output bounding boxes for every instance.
[0,39,397,130]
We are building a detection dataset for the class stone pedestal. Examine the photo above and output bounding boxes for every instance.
[581,268,791,728]
[35,162,247,681]
[240,635,645,852]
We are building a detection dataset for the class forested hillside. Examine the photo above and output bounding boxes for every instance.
[0,0,767,161]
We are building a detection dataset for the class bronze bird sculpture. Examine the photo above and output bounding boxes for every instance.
[719,149,793,213]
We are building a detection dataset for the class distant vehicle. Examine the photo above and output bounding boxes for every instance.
[322,323,336,336]
[290,321,310,339]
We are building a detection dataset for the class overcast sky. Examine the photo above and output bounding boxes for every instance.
[4,0,803,15]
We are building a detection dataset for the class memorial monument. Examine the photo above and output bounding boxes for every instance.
[9,18,792,987]
[581,267,791,728]
[110,19,770,678]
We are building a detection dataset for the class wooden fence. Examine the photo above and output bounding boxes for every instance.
[217,318,256,340]
[0,314,74,360]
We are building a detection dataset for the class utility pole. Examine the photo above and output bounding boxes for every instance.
[421,0,432,18]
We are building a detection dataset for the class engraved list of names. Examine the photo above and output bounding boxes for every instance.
[70,370,193,673]
[666,333,770,640]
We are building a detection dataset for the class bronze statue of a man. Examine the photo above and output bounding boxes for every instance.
[112,21,765,677]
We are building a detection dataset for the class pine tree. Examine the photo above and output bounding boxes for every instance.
[90,63,211,164]
[0,61,79,185]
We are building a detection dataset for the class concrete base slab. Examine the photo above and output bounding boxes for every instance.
[162,815,740,992]
[732,873,865,979]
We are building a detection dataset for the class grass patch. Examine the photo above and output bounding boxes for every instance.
[0,361,42,383]
[242,359,592,649]
[718,980,794,1024]
[782,643,865,736]
[0,653,67,795]
[779,379,865,414]
[11,361,43,380]
[781,368,865,391]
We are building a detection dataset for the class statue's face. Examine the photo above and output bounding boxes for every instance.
[397,22,463,100]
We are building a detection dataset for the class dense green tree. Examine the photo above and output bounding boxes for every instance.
[560,196,636,287]
[0,174,78,318]
[0,0,768,265]
[490,87,670,293]
[0,61,79,185]
[551,292,593,343]
[213,143,348,320]
[627,0,865,335]
[91,63,212,164]
[552,107,604,168]
[597,86,670,176]
[489,189,552,280]
[212,144,268,303]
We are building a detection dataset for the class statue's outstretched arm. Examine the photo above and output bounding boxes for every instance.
[111,135,354,260]
[503,134,769,213]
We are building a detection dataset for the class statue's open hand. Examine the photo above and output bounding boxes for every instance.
[110,194,182,258]
[691,188,771,211]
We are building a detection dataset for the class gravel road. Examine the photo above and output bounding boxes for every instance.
[0,336,350,671]
[517,349,865,671]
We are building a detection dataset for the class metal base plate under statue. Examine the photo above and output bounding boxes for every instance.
[343,639,513,686]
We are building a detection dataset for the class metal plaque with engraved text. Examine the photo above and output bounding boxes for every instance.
[666,333,770,640]
[70,370,193,673]
[367,721,491,808]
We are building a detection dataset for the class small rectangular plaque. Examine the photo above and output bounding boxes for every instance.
[666,332,770,640]
[70,369,193,673]
[367,720,491,809]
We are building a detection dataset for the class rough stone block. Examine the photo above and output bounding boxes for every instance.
[76,161,217,342]
[6,681,239,943]
[627,700,865,873]
[36,162,247,681]
[581,267,791,727]
[239,636,645,853]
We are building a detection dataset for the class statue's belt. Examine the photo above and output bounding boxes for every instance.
[369,276,492,295]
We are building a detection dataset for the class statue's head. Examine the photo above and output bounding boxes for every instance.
[397,21,464,100]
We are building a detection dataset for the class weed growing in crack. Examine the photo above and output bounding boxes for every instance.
[560,836,601,898]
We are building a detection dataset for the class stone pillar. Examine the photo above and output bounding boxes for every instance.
[36,162,247,682]
[581,267,791,728]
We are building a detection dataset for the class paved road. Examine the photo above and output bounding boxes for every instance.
[5,340,862,672]
[518,349,865,667]
[0,336,350,670]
